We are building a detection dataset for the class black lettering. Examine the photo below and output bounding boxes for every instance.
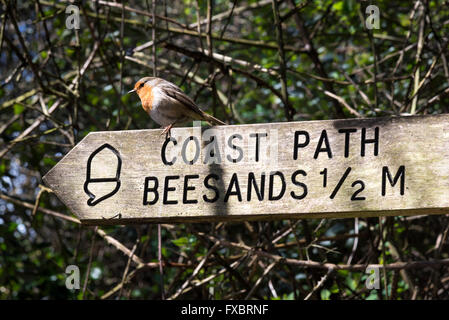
[314,130,332,159]
[338,128,357,158]
[247,172,265,201]
[143,176,159,205]
[161,137,177,165]
[269,171,286,201]
[351,180,366,201]
[293,131,309,160]
[227,134,243,163]
[203,174,220,203]
[224,173,242,202]
[320,168,327,187]
[249,133,268,162]
[183,175,199,204]
[361,127,379,157]
[291,170,307,200]
[163,175,179,204]
[330,167,352,199]
[181,136,200,165]
[203,136,221,164]
[382,166,405,196]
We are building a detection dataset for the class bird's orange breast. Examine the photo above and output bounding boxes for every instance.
[139,86,154,113]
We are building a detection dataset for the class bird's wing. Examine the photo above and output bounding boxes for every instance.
[160,80,207,120]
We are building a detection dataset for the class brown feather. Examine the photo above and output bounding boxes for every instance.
[161,84,204,116]
[161,82,225,125]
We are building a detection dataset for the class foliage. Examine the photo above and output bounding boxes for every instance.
[1,0,449,299]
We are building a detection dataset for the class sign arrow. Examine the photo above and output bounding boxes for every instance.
[43,114,449,225]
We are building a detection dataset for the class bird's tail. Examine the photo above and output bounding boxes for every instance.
[202,112,226,126]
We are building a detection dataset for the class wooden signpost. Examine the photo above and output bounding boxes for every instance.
[43,114,449,225]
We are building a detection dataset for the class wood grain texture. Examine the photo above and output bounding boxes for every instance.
[43,114,449,225]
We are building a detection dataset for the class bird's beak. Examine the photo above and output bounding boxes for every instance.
[127,88,136,94]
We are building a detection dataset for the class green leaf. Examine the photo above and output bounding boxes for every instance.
[321,289,331,300]
[333,1,344,12]
[8,222,18,232]
[43,157,57,166]
[13,104,25,115]
[366,290,378,300]
[171,237,189,247]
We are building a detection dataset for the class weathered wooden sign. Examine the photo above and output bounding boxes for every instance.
[43,114,449,225]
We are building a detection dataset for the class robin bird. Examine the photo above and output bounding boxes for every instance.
[128,77,226,136]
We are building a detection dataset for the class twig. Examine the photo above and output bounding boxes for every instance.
[163,43,284,102]
[188,0,272,29]
[195,0,204,53]
[81,226,97,299]
[118,239,139,299]
[96,229,144,265]
[324,91,362,117]
[6,4,46,91]
[304,267,334,300]
[347,218,359,265]
[97,0,189,29]
[272,0,293,120]
[152,0,157,78]
[31,184,53,217]
[0,41,100,159]
[287,0,345,118]
[39,1,307,53]
[245,261,277,299]
[219,0,238,39]
[411,4,426,114]
[199,232,449,271]
[0,193,80,224]
[169,242,220,300]
[378,217,389,299]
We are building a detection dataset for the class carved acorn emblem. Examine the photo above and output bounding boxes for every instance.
[83,144,121,206]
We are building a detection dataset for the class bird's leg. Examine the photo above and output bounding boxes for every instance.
[161,122,175,139]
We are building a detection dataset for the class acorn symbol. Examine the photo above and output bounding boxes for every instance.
[83,143,122,206]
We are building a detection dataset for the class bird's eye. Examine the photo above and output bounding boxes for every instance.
[139,82,145,88]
